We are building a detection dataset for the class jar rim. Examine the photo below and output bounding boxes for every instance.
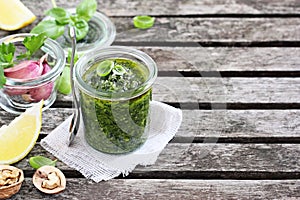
[0,33,66,87]
[74,46,157,101]
[79,11,116,52]
[53,9,116,54]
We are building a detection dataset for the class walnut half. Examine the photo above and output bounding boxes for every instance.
[0,165,24,199]
[32,166,66,194]
[42,172,60,189]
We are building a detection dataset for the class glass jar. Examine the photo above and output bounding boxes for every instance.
[55,10,116,54]
[0,33,65,114]
[74,46,157,154]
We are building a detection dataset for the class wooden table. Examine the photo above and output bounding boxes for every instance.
[1,0,300,199]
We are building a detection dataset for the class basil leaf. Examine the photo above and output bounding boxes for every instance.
[57,67,72,95]
[29,156,57,169]
[73,19,89,41]
[76,0,97,21]
[70,14,80,23]
[97,60,114,77]
[112,65,126,76]
[0,67,6,89]
[67,48,79,64]
[46,7,70,25]
[31,20,65,40]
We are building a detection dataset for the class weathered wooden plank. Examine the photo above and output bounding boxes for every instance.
[16,143,300,173]
[1,18,300,42]
[0,47,298,73]
[54,77,300,103]
[178,109,300,138]
[1,109,299,139]
[154,77,300,103]
[114,17,300,42]
[1,78,299,115]
[139,47,300,72]
[11,179,300,200]
[22,0,300,16]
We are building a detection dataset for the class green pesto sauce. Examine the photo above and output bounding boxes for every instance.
[83,58,147,93]
[81,58,151,154]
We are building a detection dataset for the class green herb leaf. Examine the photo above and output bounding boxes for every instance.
[0,34,48,88]
[0,67,6,88]
[70,14,80,23]
[0,42,15,88]
[97,60,114,77]
[16,52,30,60]
[31,20,65,40]
[32,0,97,42]
[133,15,155,29]
[67,48,80,64]
[112,65,126,76]
[46,7,71,25]
[29,156,57,169]
[58,49,82,94]
[57,67,71,94]
[17,33,48,60]
[73,19,89,41]
[76,0,97,21]
[0,43,15,68]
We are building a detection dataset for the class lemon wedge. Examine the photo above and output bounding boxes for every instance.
[0,0,36,31]
[0,100,43,164]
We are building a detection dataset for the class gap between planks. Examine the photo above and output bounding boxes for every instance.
[12,178,300,199]
[17,143,300,179]
[22,170,300,180]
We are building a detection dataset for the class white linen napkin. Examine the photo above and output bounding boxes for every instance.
[41,101,182,182]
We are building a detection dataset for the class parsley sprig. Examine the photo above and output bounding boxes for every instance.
[31,0,97,41]
[0,33,48,88]
[0,43,15,68]
[17,33,48,60]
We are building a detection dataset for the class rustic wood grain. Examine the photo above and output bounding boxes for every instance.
[1,18,300,43]
[53,77,300,103]
[1,77,300,109]
[22,0,300,16]
[1,46,299,73]
[114,17,300,42]
[0,1,298,199]
[15,143,300,174]
[1,109,299,139]
[139,47,300,72]
[11,179,300,200]
[154,77,300,103]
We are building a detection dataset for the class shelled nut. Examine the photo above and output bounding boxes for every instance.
[32,166,66,194]
[0,165,24,199]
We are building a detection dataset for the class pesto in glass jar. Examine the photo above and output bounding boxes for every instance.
[80,58,152,154]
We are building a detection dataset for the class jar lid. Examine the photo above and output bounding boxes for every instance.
[54,10,116,54]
